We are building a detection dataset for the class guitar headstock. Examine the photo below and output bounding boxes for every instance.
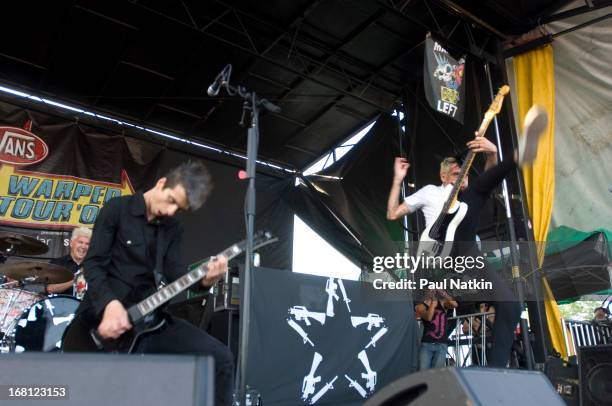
[234,230,277,251]
[491,85,510,114]
[217,231,278,264]
[253,230,278,250]
[483,85,510,121]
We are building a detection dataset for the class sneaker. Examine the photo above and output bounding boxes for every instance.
[518,104,548,166]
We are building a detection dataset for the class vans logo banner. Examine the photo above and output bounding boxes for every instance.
[0,127,49,166]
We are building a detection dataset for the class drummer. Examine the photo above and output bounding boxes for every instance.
[46,227,92,297]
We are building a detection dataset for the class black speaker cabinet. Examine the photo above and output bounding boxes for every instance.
[544,356,579,406]
[364,367,565,406]
[0,353,214,406]
[209,309,239,363]
[578,344,612,406]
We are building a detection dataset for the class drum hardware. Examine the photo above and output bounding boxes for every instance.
[0,277,46,295]
[0,231,49,256]
[0,261,73,284]
[0,279,21,289]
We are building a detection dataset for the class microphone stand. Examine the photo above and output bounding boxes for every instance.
[207,65,280,405]
[484,63,534,370]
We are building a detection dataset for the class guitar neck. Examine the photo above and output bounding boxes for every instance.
[129,244,243,322]
[442,109,498,213]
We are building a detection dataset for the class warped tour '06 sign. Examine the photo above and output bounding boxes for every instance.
[0,165,133,228]
[423,33,466,123]
[0,103,161,257]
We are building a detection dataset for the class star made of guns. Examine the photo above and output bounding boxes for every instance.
[286,277,389,403]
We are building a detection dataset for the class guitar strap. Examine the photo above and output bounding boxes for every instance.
[153,224,166,289]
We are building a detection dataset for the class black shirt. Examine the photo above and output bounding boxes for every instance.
[80,192,184,318]
[419,302,450,344]
[453,160,515,256]
[49,254,81,295]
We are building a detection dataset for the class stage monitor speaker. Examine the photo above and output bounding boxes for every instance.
[0,353,214,406]
[364,367,564,406]
[578,344,612,406]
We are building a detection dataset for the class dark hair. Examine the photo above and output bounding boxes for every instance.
[594,307,609,315]
[164,160,213,210]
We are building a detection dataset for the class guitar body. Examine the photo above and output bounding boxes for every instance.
[62,312,166,353]
[61,232,276,354]
[417,201,467,258]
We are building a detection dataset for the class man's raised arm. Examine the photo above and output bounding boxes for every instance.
[387,157,411,220]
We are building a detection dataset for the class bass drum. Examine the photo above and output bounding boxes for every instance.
[10,295,80,352]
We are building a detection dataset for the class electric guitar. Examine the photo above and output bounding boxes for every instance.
[63,231,277,353]
[416,85,510,261]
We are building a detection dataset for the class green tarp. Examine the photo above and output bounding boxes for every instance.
[543,226,611,303]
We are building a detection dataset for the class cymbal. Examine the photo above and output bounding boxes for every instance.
[0,261,73,284]
[0,232,49,255]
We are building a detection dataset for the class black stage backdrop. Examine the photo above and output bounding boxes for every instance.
[245,268,417,406]
[303,115,405,272]
[156,148,294,271]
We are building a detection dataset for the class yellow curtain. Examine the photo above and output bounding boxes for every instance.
[514,45,569,358]
[514,45,555,260]
[542,278,574,356]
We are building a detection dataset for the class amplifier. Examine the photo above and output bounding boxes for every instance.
[214,266,240,311]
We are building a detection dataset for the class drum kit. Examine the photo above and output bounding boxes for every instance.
[0,231,80,353]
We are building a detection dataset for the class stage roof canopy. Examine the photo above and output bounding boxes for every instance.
[0,0,600,169]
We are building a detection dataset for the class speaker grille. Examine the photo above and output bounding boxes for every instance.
[579,344,612,406]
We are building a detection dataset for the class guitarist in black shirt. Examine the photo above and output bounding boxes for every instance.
[63,161,233,405]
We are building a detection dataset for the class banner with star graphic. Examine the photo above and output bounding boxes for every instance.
[424,33,466,123]
[245,268,418,405]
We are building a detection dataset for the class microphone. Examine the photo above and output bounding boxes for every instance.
[260,98,281,113]
[207,64,231,97]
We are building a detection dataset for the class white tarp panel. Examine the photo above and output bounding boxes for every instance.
[548,6,612,230]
